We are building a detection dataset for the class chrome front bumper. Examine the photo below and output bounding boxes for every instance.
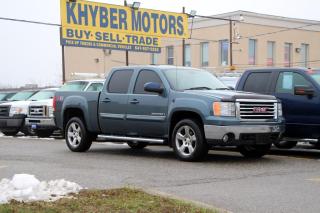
[204,124,284,141]
[25,117,55,127]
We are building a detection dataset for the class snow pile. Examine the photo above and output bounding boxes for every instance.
[0,174,83,204]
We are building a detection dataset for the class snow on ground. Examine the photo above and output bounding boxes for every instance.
[0,174,83,204]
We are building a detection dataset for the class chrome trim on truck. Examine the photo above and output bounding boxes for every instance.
[204,124,284,140]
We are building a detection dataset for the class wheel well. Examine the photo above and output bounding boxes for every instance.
[63,108,85,129]
[169,111,204,145]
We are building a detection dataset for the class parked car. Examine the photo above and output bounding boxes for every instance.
[0,92,16,104]
[25,80,104,138]
[0,88,56,136]
[54,66,284,161]
[236,68,320,149]
[218,76,240,89]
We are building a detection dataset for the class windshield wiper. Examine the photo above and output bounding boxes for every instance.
[185,87,212,90]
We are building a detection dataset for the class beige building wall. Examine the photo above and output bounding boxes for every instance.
[64,11,320,81]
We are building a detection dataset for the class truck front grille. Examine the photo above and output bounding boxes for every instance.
[29,105,46,117]
[0,105,10,116]
[237,99,277,121]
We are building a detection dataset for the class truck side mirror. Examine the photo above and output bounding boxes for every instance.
[144,82,164,94]
[294,86,314,97]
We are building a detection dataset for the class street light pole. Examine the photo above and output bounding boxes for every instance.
[182,7,186,66]
[124,0,129,66]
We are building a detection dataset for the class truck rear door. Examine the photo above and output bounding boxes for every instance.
[98,69,133,135]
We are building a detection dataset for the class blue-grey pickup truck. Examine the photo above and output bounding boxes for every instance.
[54,66,284,161]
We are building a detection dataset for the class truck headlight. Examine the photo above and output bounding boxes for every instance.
[213,102,236,117]
[9,107,27,116]
[277,102,283,117]
[48,106,54,117]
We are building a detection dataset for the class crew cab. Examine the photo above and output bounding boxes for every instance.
[236,68,320,149]
[0,88,55,136]
[54,66,284,161]
[25,80,104,138]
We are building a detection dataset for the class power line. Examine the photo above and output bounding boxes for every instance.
[0,17,60,27]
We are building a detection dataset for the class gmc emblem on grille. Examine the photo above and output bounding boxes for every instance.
[252,107,268,113]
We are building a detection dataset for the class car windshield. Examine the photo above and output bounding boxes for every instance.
[0,93,8,101]
[163,68,229,91]
[307,70,320,85]
[59,81,88,91]
[28,90,55,101]
[7,91,35,101]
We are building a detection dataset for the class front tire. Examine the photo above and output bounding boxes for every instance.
[65,117,92,152]
[273,141,297,149]
[172,119,208,162]
[238,144,271,158]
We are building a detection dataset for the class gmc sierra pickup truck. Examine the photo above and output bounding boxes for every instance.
[54,66,284,161]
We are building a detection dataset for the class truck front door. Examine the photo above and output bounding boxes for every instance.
[98,69,133,135]
[126,69,169,138]
[273,71,320,138]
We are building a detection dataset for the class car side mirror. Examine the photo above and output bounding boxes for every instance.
[228,86,235,90]
[144,82,164,94]
[294,86,314,97]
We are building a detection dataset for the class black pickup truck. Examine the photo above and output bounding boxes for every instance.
[54,66,284,161]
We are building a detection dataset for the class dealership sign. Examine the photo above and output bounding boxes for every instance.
[60,0,189,53]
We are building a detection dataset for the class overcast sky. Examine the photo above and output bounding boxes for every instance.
[0,0,319,88]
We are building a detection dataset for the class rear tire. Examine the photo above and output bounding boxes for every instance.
[36,130,54,138]
[2,130,19,136]
[65,117,92,152]
[172,119,208,162]
[127,141,148,149]
[273,141,297,149]
[238,144,271,158]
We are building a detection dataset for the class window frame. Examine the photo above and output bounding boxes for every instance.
[166,46,174,65]
[133,69,164,95]
[284,42,293,67]
[184,44,191,67]
[219,39,229,66]
[107,69,133,94]
[249,39,257,65]
[267,41,275,66]
[243,71,272,94]
[275,71,313,94]
[200,42,209,67]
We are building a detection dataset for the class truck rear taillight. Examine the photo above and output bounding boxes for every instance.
[53,96,57,112]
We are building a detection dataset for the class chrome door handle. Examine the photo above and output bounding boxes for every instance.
[130,99,139,104]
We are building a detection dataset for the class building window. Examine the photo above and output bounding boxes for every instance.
[219,40,229,66]
[249,39,257,65]
[151,53,158,65]
[301,43,309,68]
[200,42,209,67]
[166,46,174,65]
[184,44,191,67]
[267,41,275,66]
[284,43,292,67]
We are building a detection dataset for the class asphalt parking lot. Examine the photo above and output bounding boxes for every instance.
[1,135,320,213]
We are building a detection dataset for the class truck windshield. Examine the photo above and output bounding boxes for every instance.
[7,91,36,101]
[0,93,8,101]
[28,91,56,101]
[307,70,320,85]
[163,68,228,91]
[59,81,88,91]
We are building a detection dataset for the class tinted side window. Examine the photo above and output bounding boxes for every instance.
[108,70,133,93]
[86,83,103,92]
[134,70,163,94]
[243,72,271,93]
[275,72,311,94]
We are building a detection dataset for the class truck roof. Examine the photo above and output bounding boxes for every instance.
[244,67,309,72]
[111,65,201,71]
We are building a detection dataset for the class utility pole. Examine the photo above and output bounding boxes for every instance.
[60,27,66,83]
[124,0,129,66]
[182,7,186,67]
[229,20,233,69]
